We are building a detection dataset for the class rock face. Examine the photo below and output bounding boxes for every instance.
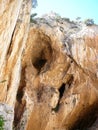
[0,2,98,130]
[16,14,98,130]
[0,0,31,129]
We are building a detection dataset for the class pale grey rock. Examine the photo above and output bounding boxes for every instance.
[0,103,14,130]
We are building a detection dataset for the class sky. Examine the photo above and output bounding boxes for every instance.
[32,0,98,24]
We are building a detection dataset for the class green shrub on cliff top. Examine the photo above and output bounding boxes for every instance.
[84,19,94,26]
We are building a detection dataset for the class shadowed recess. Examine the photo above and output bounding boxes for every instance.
[52,83,65,112]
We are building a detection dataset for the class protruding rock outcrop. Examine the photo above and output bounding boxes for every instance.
[15,14,98,130]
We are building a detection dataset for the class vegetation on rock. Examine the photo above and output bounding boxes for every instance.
[0,116,4,130]
[84,18,94,26]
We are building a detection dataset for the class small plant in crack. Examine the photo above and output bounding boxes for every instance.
[0,116,4,130]
[0,80,6,83]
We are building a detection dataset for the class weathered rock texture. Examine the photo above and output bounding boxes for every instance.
[0,2,98,130]
[0,0,31,129]
[21,14,98,130]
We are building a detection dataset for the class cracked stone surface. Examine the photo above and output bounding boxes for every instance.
[0,2,98,130]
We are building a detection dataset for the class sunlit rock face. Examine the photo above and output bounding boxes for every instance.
[0,0,31,130]
[14,14,98,130]
[0,2,98,129]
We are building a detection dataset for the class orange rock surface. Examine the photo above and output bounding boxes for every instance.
[0,1,98,130]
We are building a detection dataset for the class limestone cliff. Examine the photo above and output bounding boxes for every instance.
[0,0,31,129]
[21,14,98,130]
[0,1,98,130]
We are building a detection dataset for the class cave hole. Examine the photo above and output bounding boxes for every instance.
[59,83,65,99]
[33,58,47,71]
[52,84,65,113]
[31,33,53,73]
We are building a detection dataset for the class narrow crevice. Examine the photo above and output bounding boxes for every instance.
[16,67,26,103]
[16,91,24,103]
[7,23,17,57]
[51,102,60,112]
[14,100,26,128]
[59,83,65,99]
[14,67,26,127]
[67,75,74,88]
[52,83,65,112]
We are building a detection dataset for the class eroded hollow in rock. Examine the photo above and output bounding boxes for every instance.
[52,84,65,112]
[14,100,26,127]
[31,32,53,73]
[71,103,98,130]
[59,83,65,99]
[32,52,47,72]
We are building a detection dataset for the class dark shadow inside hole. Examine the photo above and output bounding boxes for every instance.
[33,58,47,71]
[14,67,26,127]
[52,83,65,113]
[52,102,59,112]
[17,91,24,103]
[71,103,98,130]
[59,83,65,99]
